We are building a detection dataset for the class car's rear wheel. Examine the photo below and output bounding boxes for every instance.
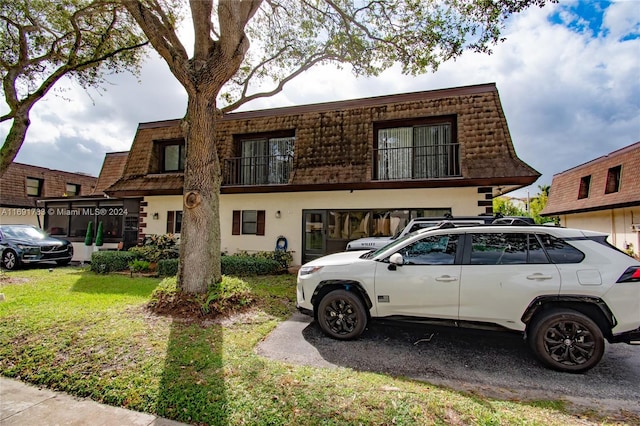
[529,308,605,373]
[317,289,367,340]
[2,250,19,270]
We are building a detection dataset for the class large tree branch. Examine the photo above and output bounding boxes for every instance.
[221,53,331,112]
[122,0,191,88]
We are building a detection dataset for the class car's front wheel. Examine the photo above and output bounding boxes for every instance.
[529,308,605,373]
[2,250,19,270]
[316,289,367,340]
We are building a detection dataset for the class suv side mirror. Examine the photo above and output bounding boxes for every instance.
[389,253,404,266]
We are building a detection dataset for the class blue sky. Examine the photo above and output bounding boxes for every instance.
[2,0,639,200]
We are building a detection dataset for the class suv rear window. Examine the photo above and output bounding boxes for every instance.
[537,234,585,264]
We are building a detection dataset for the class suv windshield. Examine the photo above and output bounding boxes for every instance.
[361,231,420,259]
[1,226,46,240]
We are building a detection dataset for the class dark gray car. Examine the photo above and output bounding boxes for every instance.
[0,224,73,270]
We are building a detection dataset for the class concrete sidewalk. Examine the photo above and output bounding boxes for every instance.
[0,377,187,425]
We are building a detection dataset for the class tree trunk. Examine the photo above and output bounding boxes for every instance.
[0,111,30,177]
[177,93,222,293]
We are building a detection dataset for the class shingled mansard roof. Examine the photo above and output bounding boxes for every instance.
[1,163,97,208]
[106,83,540,197]
[93,151,129,194]
[542,141,640,216]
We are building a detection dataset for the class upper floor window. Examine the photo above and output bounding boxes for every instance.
[66,183,80,197]
[578,175,591,199]
[225,131,294,185]
[605,165,622,194]
[156,140,185,172]
[26,177,43,197]
[374,116,460,180]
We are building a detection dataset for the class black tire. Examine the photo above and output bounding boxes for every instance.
[528,309,605,373]
[316,289,367,340]
[56,259,71,266]
[2,250,19,270]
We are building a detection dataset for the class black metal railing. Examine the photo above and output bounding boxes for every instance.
[374,143,461,180]
[223,155,293,186]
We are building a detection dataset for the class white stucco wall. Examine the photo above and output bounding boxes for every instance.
[559,207,640,256]
[142,195,185,236]
[142,187,484,265]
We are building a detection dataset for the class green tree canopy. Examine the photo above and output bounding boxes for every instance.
[0,0,148,175]
[122,0,552,294]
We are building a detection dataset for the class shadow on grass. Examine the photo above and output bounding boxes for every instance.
[70,270,160,297]
[155,319,227,425]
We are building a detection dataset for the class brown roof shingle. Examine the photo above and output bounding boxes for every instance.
[542,142,640,215]
[0,163,97,208]
[107,83,540,196]
[93,152,129,194]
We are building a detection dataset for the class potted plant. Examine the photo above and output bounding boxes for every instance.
[84,221,94,265]
[95,221,104,250]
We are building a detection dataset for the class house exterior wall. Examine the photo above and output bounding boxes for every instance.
[1,163,98,228]
[142,195,185,235]
[0,210,43,226]
[141,186,484,265]
[558,207,640,257]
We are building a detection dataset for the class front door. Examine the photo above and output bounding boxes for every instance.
[302,210,326,264]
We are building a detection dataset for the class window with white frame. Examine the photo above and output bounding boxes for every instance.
[232,210,265,235]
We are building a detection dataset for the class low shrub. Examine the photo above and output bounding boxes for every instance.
[157,258,179,277]
[129,259,151,273]
[222,255,282,276]
[128,234,179,263]
[235,250,293,269]
[148,275,254,316]
[91,251,137,273]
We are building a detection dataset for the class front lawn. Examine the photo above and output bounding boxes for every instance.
[0,268,623,425]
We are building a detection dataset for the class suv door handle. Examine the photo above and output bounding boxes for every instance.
[527,273,553,281]
[435,275,458,282]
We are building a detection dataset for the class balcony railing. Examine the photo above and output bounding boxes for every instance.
[223,155,293,186]
[374,143,461,180]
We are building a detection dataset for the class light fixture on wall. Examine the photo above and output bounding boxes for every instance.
[152,212,159,220]
[275,210,281,218]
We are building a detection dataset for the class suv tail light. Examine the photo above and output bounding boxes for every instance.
[617,266,640,283]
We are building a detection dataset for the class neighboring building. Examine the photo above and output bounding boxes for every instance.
[102,82,539,265]
[0,163,97,226]
[38,152,141,258]
[542,142,640,257]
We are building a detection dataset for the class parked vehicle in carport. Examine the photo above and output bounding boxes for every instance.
[0,224,73,270]
[345,215,534,251]
[297,222,640,373]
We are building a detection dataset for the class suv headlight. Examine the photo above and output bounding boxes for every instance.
[299,265,323,276]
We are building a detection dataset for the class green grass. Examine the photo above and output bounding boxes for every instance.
[0,267,632,425]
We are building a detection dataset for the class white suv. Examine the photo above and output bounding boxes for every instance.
[297,223,640,373]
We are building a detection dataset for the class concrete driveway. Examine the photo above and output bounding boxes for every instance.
[257,313,640,416]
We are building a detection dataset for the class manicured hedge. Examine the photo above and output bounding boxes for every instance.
[91,251,137,273]
[157,258,179,277]
[221,255,282,276]
[159,256,284,277]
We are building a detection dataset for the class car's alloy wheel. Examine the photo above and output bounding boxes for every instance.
[529,309,604,373]
[317,289,367,340]
[2,250,18,270]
